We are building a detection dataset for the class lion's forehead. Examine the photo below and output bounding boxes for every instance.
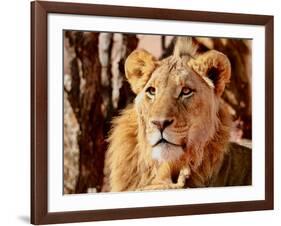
[157,57,191,76]
[149,60,198,90]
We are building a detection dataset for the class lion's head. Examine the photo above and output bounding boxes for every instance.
[125,37,231,167]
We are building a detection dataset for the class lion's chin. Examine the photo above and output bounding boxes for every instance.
[151,143,184,163]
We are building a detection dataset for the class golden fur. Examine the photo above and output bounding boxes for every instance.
[102,38,251,192]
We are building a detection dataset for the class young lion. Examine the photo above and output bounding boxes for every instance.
[102,37,251,192]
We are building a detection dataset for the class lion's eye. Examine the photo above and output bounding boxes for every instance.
[180,87,193,98]
[146,86,156,98]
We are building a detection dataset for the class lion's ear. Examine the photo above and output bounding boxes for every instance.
[188,50,231,96]
[125,49,157,94]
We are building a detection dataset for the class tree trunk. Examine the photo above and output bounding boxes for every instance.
[65,31,105,193]
[64,31,138,193]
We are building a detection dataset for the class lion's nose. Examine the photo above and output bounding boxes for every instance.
[151,119,174,131]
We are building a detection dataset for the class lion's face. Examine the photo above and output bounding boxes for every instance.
[125,40,231,163]
[136,57,220,162]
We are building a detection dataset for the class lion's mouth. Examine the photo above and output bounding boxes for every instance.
[153,138,182,147]
[151,138,185,162]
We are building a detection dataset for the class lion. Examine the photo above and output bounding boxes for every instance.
[102,37,251,192]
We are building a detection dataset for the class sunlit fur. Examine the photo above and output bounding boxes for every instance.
[102,39,232,192]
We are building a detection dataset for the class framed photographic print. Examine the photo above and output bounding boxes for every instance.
[31,1,274,224]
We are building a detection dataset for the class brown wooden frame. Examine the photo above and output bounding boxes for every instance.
[31,1,274,224]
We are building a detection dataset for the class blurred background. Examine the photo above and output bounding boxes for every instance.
[63,31,252,194]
